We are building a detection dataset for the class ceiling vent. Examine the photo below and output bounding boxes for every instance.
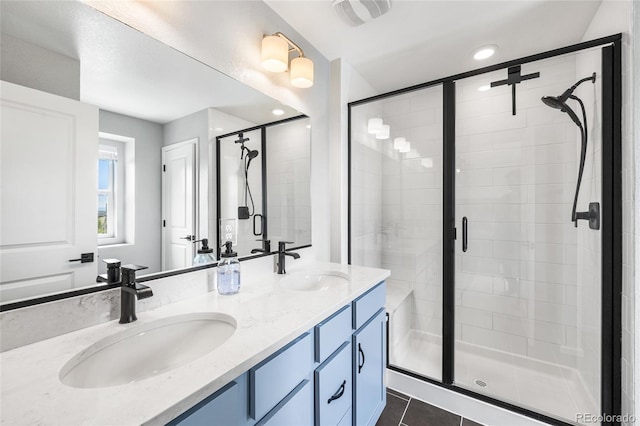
[332,0,392,27]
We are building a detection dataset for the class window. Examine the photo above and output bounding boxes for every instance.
[97,134,132,245]
[98,146,117,238]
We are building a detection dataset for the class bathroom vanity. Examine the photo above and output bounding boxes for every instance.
[0,263,389,425]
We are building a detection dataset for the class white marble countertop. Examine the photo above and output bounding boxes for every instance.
[0,262,389,425]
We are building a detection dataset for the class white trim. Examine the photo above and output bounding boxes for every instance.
[386,369,548,426]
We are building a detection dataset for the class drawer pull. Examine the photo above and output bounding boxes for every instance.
[358,343,365,374]
[327,380,346,404]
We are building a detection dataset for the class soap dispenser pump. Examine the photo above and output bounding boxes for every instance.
[217,241,240,295]
[193,239,215,265]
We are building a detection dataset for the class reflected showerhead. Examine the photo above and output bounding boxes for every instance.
[246,149,259,170]
[540,73,596,128]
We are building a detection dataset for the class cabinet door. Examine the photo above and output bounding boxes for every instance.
[352,309,386,426]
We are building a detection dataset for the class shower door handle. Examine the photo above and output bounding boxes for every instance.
[462,217,468,253]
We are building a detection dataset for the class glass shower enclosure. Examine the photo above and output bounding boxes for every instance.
[349,36,621,426]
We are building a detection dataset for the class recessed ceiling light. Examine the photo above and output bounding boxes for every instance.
[478,85,491,92]
[473,45,497,61]
[272,108,285,116]
[214,127,224,132]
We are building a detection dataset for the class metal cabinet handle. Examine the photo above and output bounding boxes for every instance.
[69,253,94,263]
[358,343,365,374]
[327,380,346,404]
[253,214,263,236]
[462,217,468,253]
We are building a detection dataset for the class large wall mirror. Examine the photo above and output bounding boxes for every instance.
[0,1,311,307]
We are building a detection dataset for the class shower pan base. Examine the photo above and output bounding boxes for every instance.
[391,330,598,425]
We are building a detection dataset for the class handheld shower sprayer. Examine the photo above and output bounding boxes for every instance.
[541,72,599,230]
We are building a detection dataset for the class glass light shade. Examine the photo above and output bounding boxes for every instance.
[421,158,434,168]
[368,118,383,134]
[375,124,390,140]
[393,137,407,150]
[399,141,411,153]
[291,56,314,88]
[262,35,288,72]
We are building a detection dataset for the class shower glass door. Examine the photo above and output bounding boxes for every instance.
[350,84,444,381]
[453,49,603,424]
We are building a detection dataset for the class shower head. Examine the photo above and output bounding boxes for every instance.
[246,149,259,169]
[540,73,596,127]
[247,149,259,160]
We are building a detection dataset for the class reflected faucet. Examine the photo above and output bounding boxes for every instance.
[276,241,300,274]
[119,264,152,324]
[251,239,271,254]
[96,258,122,284]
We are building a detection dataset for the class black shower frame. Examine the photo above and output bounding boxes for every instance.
[347,33,622,426]
[215,114,309,259]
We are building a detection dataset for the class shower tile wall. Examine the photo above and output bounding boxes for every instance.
[351,104,384,269]
[266,119,311,245]
[379,88,443,340]
[455,53,600,409]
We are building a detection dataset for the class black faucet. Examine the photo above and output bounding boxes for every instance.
[276,241,300,274]
[251,239,271,254]
[96,258,122,284]
[119,264,152,324]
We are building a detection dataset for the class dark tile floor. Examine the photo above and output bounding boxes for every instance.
[376,388,485,426]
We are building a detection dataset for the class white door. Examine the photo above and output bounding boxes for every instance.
[0,81,98,303]
[162,139,196,270]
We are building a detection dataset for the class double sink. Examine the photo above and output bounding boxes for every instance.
[59,271,350,389]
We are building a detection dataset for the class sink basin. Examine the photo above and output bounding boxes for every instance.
[59,312,236,388]
[279,270,350,291]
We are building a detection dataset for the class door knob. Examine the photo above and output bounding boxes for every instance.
[69,253,94,263]
[180,235,194,241]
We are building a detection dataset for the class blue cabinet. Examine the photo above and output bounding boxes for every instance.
[168,375,248,426]
[315,341,352,426]
[168,282,386,426]
[353,308,386,426]
[256,380,313,426]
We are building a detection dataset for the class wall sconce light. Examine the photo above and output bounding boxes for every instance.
[262,32,314,88]
[375,124,390,140]
[368,118,383,134]
[393,137,407,150]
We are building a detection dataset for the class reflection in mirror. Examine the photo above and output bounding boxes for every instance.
[0,1,311,307]
[216,117,311,258]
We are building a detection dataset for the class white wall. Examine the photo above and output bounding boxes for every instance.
[329,58,379,263]
[85,0,331,262]
[0,33,80,100]
[98,110,163,274]
[580,0,636,422]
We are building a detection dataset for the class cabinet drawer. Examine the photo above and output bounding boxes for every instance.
[352,282,386,330]
[250,332,313,420]
[256,379,313,426]
[169,379,243,426]
[315,342,352,426]
[315,305,352,363]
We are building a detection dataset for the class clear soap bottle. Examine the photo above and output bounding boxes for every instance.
[193,239,216,265]
[217,241,240,295]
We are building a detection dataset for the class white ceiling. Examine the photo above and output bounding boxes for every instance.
[265,0,603,94]
[0,1,300,128]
